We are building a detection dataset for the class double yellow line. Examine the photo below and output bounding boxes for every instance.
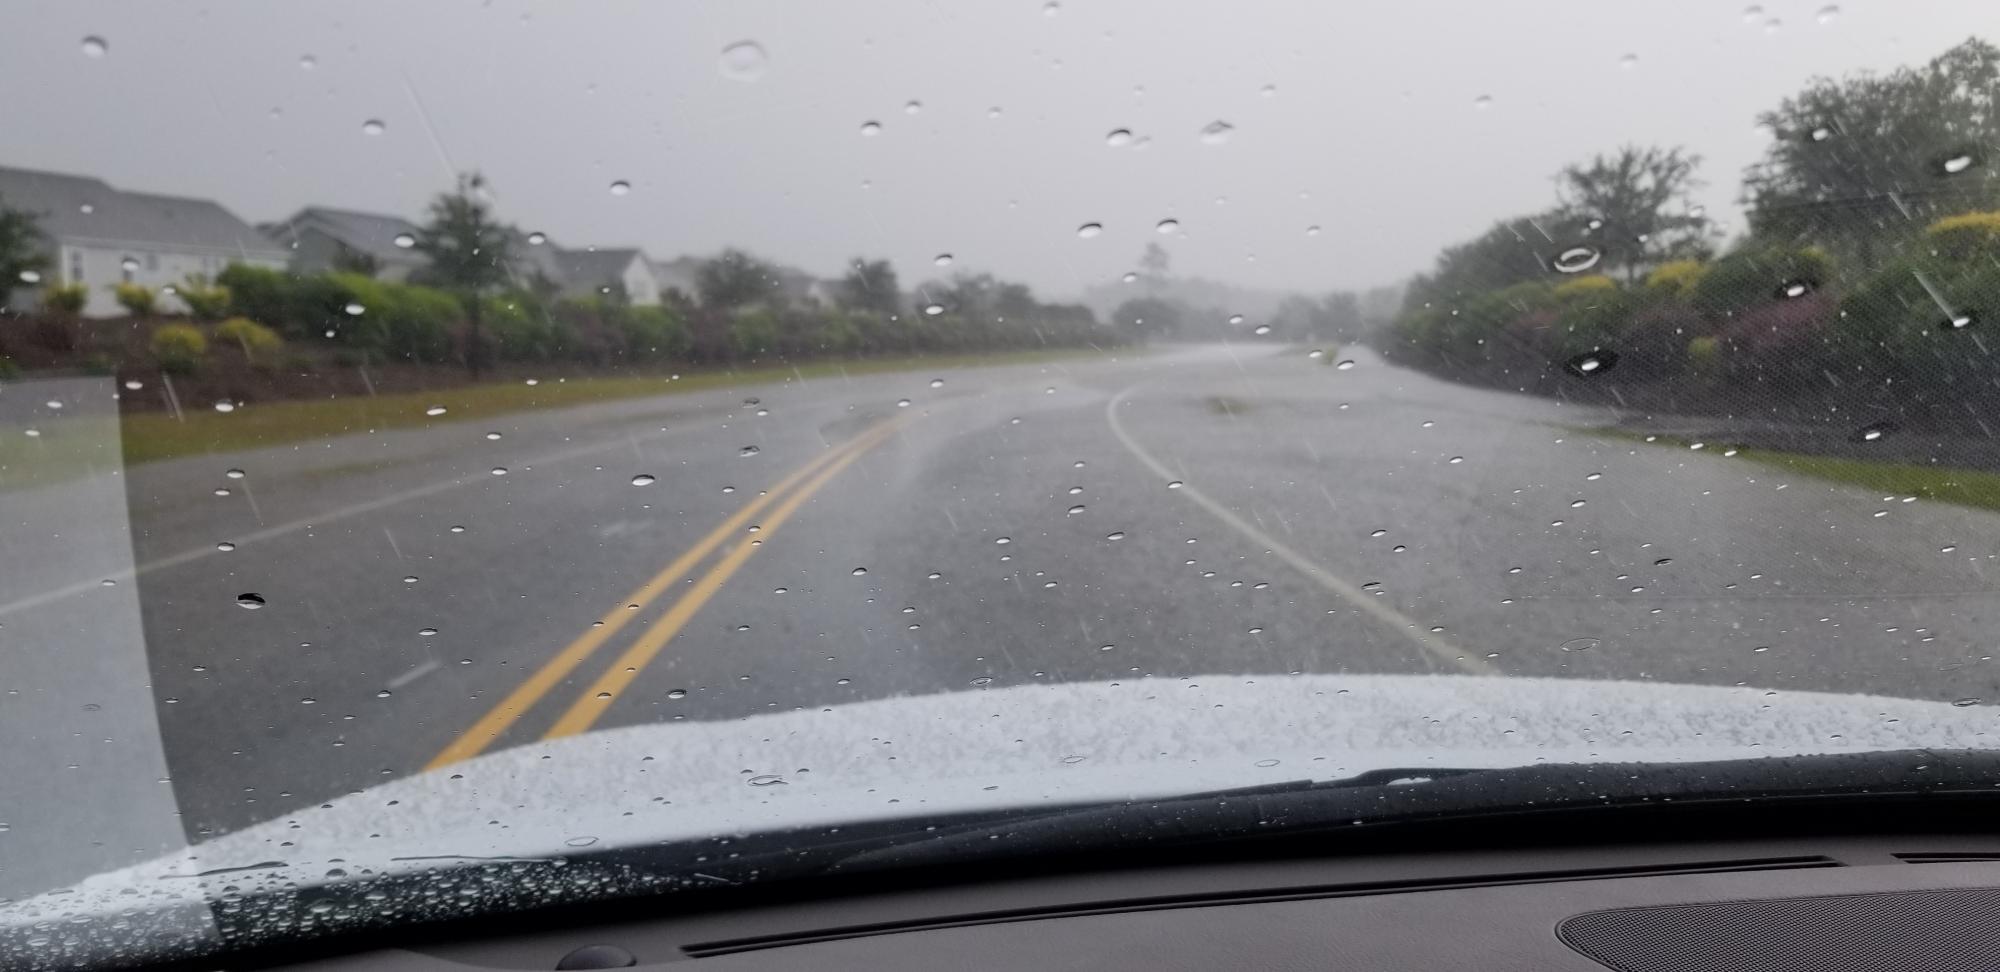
[425,418,902,769]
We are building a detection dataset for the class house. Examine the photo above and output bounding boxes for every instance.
[0,165,289,318]
[648,256,702,304]
[263,206,427,282]
[550,247,662,306]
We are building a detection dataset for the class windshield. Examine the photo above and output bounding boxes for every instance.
[8,1,2000,965]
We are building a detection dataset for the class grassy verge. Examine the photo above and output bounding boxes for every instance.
[1590,427,2000,514]
[112,348,1112,465]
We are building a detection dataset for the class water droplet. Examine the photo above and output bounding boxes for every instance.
[1564,349,1618,377]
[1473,94,1493,109]
[994,536,1012,545]
[343,302,365,316]
[489,467,508,476]
[605,181,633,199]
[449,525,467,534]
[859,120,883,137]
[1942,154,1977,175]
[1618,53,1639,69]
[1076,222,1103,239]
[1335,359,1356,371]
[1066,504,1086,515]
[18,269,40,284]
[1305,225,1321,237]
[923,303,944,316]
[1042,0,1060,15]
[80,36,107,58]
[484,431,502,441]
[1155,218,1180,234]
[424,405,447,417]
[1253,324,1272,335]
[120,256,139,272]
[1810,126,1832,142]
[1166,480,1184,490]
[896,398,913,408]
[1105,128,1133,147]
[851,566,869,576]
[1307,349,1325,359]
[1121,272,1138,283]
[1816,4,1840,23]
[903,100,923,115]
[236,593,266,610]
[361,119,385,136]
[1777,279,1814,299]
[719,40,768,80]
[1942,311,1977,331]
[739,445,761,457]
[213,401,237,413]
[1954,698,1982,707]
[222,468,246,480]
[928,378,945,390]
[1198,120,1234,145]
[747,774,787,787]
[1551,245,1602,273]
[665,688,689,700]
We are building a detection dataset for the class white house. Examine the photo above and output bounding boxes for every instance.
[0,165,289,318]
[551,247,662,306]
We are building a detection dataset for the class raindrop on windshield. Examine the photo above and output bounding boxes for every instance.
[1198,120,1235,145]
[1551,245,1602,273]
[81,36,107,58]
[213,401,237,413]
[392,233,415,248]
[859,120,882,136]
[1336,359,1356,370]
[1166,480,1184,490]
[747,774,787,787]
[1953,698,1981,707]
[361,119,385,136]
[1473,94,1493,109]
[719,40,768,80]
[216,541,236,552]
[344,302,365,315]
[1558,638,1599,652]
[1940,153,1976,175]
[933,253,953,267]
[929,378,945,388]
[851,566,869,575]
[1816,4,1840,23]
[923,303,944,316]
[666,689,688,700]
[1618,53,1639,69]
[425,405,447,416]
[224,468,245,479]
[18,269,39,283]
[1775,279,1815,299]
[1106,129,1133,147]
[630,474,657,486]
[236,593,266,610]
[739,445,761,457]
[608,180,631,196]
[1564,349,1619,377]
[1941,311,1977,331]
[490,467,508,476]
[1155,218,1180,234]
[1253,324,1272,335]
[527,231,548,245]
[1076,222,1103,239]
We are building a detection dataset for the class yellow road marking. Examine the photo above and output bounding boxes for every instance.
[424,423,891,769]
[540,420,898,739]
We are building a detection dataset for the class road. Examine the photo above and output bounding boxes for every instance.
[9,343,2000,897]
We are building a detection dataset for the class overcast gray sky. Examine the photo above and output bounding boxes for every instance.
[3,1,1993,298]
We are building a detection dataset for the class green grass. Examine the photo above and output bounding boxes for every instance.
[113,348,1112,465]
[1591,427,2000,514]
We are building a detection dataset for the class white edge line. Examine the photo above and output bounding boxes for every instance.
[1103,382,1496,676]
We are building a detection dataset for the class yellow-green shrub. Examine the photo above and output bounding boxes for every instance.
[1645,259,1707,296]
[41,283,87,315]
[1925,210,2000,261]
[149,323,207,374]
[113,282,156,316]
[1686,335,1721,377]
[215,316,283,363]
[1553,275,1618,300]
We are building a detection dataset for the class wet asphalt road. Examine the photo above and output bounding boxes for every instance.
[11,342,2000,892]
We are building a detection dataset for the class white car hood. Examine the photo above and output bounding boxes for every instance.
[9,673,2000,928]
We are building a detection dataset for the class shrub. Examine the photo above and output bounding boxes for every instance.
[1686,335,1722,378]
[177,276,231,321]
[1551,288,1649,358]
[728,309,782,358]
[1644,259,1707,296]
[149,323,207,374]
[1690,244,1835,317]
[622,305,691,359]
[113,283,157,316]
[1552,275,1618,300]
[484,294,562,360]
[41,283,87,315]
[1925,210,2000,262]
[215,264,295,331]
[215,316,284,364]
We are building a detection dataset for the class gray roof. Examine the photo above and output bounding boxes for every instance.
[551,247,643,292]
[0,165,286,259]
[268,206,425,263]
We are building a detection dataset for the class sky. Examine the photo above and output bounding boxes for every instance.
[2,1,1993,300]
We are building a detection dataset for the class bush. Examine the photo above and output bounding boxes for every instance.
[484,294,562,360]
[622,305,692,359]
[41,283,87,315]
[1552,275,1618,300]
[728,309,782,358]
[149,323,207,374]
[1690,244,1835,317]
[1925,210,2000,262]
[1644,259,1707,296]
[1686,335,1722,378]
[215,316,284,364]
[113,283,157,316]
[215,264,295,331]
[177,276,231,321]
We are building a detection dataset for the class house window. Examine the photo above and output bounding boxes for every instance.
[68,251,83,283]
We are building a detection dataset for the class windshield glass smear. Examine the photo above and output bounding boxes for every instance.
[6,2,2000,967]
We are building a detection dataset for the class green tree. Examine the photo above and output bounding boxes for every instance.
[0,193,48,294]
[1404,212,1566,311]
[1743,37,2000,268]
[837,257,902,315]
[413,172,514,376]
[1555,145,1712,283]
[696,248,779,309]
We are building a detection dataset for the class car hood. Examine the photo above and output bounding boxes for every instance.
[9,673,2000,929]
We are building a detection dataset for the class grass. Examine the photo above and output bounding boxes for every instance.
[1590,427,2000,514]
[112,348,1111,466]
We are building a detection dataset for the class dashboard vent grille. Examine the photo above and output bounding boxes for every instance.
[682,856,1840,957]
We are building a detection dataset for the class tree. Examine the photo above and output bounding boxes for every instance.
[0,193,47,298]
[331,244,381,278]
[1404,212,1566,311]
[1555,145,1712,283]
[1111,296,1187,340]
[697,249,779,310]
[1744,37,2000,268]
[836,258,901,315]
[413,173,514,376]
[1137,242,1171,292]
